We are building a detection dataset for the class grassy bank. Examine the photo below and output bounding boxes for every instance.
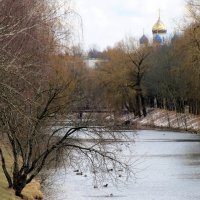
[120,108,200,133]
[138,109,200,133]
[0,143,43,200]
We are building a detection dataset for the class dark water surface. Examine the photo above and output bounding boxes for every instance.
[44,130,200,200]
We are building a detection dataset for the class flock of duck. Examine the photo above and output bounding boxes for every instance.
[72,167,123,197]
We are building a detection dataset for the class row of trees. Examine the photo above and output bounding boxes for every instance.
[85,0,200,118]
[145,0,200,115]
[84,39,150,117]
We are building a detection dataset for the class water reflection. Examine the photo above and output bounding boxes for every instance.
[44,130,200,200]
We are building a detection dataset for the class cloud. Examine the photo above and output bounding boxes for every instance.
[73,0,186,50]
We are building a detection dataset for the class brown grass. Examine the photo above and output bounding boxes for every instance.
[22,180,43,200]
[0,142,43,200]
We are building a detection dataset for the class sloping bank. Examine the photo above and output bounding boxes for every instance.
[120,108,200,133]
[0,143,43,200]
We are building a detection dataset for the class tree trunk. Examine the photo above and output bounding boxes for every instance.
[135,94,141,117]
[140,94,147,117]
[13,174,27,197]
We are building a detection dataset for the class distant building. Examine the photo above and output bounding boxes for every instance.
[139,10,167,46]
[152,10,167,45]
[139,32,149,46]
[84,58,107,68]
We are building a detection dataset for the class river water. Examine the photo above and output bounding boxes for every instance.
[44,130,200,200]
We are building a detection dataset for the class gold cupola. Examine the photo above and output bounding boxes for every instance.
[152,10,167,34]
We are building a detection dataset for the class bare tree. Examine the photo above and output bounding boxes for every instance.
[0,79,131,197]
[0,0,132,198]
[124,41,151,117]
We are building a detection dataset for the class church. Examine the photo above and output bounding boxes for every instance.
[139,11,167,46]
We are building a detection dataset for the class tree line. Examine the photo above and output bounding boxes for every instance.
[85,0,200,117]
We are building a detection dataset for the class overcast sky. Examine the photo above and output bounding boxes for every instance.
[72,0,187,50]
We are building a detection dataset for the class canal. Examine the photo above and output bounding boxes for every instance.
[44,130,200,200]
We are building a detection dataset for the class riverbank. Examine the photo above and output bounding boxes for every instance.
[0,142,43,200]
[120,108,200,133]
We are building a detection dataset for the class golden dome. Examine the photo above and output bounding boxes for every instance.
[152,12,167,34]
